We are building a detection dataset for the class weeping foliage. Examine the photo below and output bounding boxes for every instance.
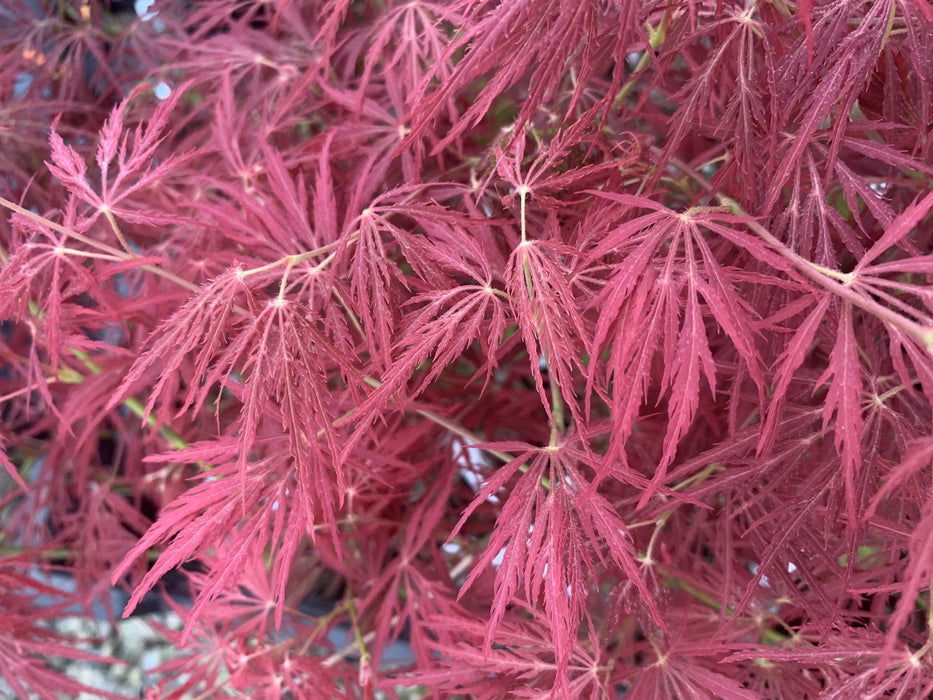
[0,0,932,697]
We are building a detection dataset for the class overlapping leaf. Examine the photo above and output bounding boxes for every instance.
[585,193,766,503]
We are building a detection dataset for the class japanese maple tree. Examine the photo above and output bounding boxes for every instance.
[1,0,933,698]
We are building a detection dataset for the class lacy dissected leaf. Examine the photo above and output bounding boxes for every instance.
[774,127,933,271]
[200,143,322,259]
[352,0,461,106]
[0,205,144,375]
[585,193,765,503]
[621,620,764,700]
[108,268,248,422]
[495,114,636,210]
[722,627,933,699]
[114,265,352,534]
[856,191,933,271]
[3,0,933,695]
[238,298,352,537]
[851,228,933,402]
[857,437,933,673]
[0,555,128,700]
[655,6,775,204]
[343,206,406,372]
[0,623,128,700]
[764,0,904,214]
[146,596,357,700]
[506,234,589,425]
[762,192,933,461]
[353,457,460,669]
[452,435,662,677]
[759,293,831,454]
[46,82,195,233]
[316,82,429,193]
[334,187,476,371]
[407,0,642,151]
[346,280,508,454]
[111,456,305,632]
[625,660,763,700]
[816,301,864,525]
[414,608,609,699]
[866,437,933,521]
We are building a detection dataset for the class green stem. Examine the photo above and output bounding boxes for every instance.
[548,372,564,447]
[612,14,671,110]
[122,397,187,450]
[71,349,188,450]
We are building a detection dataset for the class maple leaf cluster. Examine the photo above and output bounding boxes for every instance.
[1,0,932,698]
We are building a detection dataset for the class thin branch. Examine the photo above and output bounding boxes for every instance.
[654,148,933,351]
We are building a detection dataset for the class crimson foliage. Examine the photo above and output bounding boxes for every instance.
[1,1,933,698]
